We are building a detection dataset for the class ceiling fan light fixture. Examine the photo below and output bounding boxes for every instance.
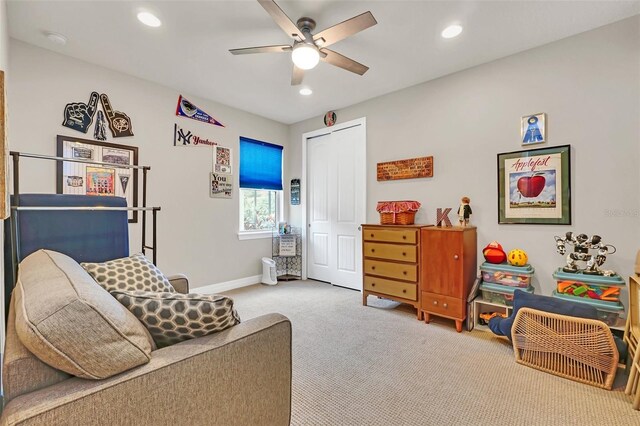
[292,44,320,70]
[137,11,162,28]
[441,24,463,39]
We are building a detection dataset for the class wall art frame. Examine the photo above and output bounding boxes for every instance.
[56,135,139,222]
[497,144,571,225]
[521,112,546,146]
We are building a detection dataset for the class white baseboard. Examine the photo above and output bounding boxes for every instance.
[193,274,261,294]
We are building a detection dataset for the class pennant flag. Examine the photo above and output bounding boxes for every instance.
[176,95,224,127]
[119,175,130,193]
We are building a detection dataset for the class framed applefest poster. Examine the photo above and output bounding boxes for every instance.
[497,145,571,225]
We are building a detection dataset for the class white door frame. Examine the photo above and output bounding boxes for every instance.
[301,117,367,283]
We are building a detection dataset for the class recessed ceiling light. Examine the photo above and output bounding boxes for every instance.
[299,88,313,96]
[43,31,67,45]
[441,24,463,39]
[137,11,162,28]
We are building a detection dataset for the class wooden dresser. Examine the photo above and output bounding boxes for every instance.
[362,224,426,320]
[420,226,477,332]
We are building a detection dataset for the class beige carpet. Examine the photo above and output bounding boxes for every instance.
[225,280,639,426]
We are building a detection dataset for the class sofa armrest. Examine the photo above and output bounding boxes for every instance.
[167,273,189,294]
[0,314,292,426]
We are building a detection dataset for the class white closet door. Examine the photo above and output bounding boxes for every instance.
[307,133,333,283]
[306,122,365,290]
[330,125,365,290]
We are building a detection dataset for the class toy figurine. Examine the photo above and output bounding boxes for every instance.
[554,232,617,276]
[457,196,472,226]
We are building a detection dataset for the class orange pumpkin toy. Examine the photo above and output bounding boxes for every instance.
[483,241,507,264]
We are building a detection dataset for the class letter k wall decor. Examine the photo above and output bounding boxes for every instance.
[497,145,571,225]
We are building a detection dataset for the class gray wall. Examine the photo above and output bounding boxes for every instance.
[7,40,289,288]
[288,16,640,309]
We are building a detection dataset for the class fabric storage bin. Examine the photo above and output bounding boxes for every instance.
[480,262,534,288]
[553,268,625,303]
[552,291,624,327]
[479,282,534,307]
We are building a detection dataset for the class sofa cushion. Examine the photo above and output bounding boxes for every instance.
[3,294,71,404]
[15,250,153,379]
[489,289,598,338]
[81,253,175,293]
[111,291,241,348]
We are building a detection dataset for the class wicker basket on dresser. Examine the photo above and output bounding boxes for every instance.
[362,224,428,320]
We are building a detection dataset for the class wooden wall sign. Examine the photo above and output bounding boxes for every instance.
[377,156,433,181]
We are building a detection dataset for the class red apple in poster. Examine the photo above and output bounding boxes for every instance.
[517,174,546,198]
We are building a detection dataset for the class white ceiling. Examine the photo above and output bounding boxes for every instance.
[7,0,640,124]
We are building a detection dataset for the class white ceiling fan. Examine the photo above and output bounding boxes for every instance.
[229,0,377,85]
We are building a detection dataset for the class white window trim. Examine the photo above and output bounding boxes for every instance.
[237,230,273,240]
[237,189,284,240]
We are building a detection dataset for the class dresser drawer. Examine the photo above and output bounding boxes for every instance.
[364,242,417,262]
[421,292,464,318]
[364,276,417,301]
[364,228,417,244]
[364,259,417,282]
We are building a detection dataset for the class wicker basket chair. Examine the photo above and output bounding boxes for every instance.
[511,307,619,390]
[624,251,640,407]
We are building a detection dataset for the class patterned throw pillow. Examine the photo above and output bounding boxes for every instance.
[81,253,175,293]
[111,291,241,348]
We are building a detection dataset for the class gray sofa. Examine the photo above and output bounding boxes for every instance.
[1,254,292,425]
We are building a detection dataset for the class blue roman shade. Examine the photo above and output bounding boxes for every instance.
[239,137,283,190]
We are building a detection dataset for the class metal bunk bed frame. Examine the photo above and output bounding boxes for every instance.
[8,151,161,285]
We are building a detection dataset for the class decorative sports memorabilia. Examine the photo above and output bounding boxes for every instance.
[100,93,134,138]
[56,135,139,222]
[324,111,336,127]
[173,123,218,147]
[214,146,232,174]
[62,91,99,134]
[521,113,546,145]
[94,110,108,141]
[176,95,224,127]
[210,172,232,198]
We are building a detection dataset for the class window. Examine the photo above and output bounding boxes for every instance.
[238,137,283,237]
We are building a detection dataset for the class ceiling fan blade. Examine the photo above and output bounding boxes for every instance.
[313,12,377,48]
[258,0,304,41]
[291,65,304,86]
[320,49,369,76]
[229,45,292,55]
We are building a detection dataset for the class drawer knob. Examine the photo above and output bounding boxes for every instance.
[370,233,374,238]
[402,289,407,293]
[402,252,406,256]
[371,283,375,287]
[371,266,376,270]
[453,255,459,260]
[402,235,407,240]
[443,303,448,308]
[371,249,375,253]
[403,271,407,275]
[433,301,438,305]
